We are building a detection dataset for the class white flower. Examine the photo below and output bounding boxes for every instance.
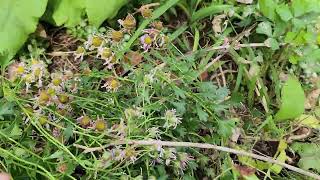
[102,77,121,92]
[30,59,47,88]
[74,46,85,61]
[163,109,182,129]
[97,47,116,69]
[124,106,143,119]
[148,127,161,139]
[179,153,194,170]
[84,34,105,50]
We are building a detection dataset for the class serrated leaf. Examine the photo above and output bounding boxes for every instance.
[0,0,48,59]
[275,77,305,121]
[196,105,208,122]
[291,143,320,173]
[256,22,273,37]
[258,0,277,21]
[276,4,293,22]
[86,0,127,27]
[217,119,238,138]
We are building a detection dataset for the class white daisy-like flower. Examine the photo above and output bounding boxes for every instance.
[84,34,106,50]
[163,109,182,129]
[96,47,117,69]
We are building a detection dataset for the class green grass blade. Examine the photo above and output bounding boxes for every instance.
[191,4,232,23]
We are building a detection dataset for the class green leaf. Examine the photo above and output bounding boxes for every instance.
[258,0,277,21]
[45,0,127,27]
[86,0,127,27]
[0,51,11,68]
[0,101,15,120]
[196,105,208,122]
[63,123,74,141]
[291,0,320,17]
[265,38,279,50]
[275,77,305,121]
[191,4,232,23]
[0,0,48,59]
[296,114,320,129]
[291,143,320,173]
[51,0,85,27]
[276,4,293,22]
[256,22,273,37]
[217,119,238,138]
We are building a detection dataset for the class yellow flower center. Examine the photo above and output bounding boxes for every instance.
[80,116,91,127]
[92,36,103,47]
[76,46,85,54]
[39,91,50,104]
[95,120,106,131]
[102,48,112,58]
[39,116,48,125]
[141,8,152,18]
[34,68,41,77]
[112,31,123,42]
[47,88,56,96]
[144,36,153,45]
[123,14,136,30]
[110,79,120,89]
[52,78,62,86]
[16,66,25,74]
[58,94,69,104]
[24,74,33,82]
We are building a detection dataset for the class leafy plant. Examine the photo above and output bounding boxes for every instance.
[275,77,305,121]
[291,143,320,173]
[0,0,48,59]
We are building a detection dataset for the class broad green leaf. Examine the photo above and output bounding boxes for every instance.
[86,0,127,27]
[258,0,277,21]
[45,0,127,27]
[51,0,85,27]
[291,143,320,173]
[0,51,11,68]
[275,77,305,121]
[276,4,293,22]
[291,0,320,17]
[0,0,48,59]
[256,22,273,37]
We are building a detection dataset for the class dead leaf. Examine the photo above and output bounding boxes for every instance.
[231,128,241,142]
[35,24,47,38]
[124,51,143,66]
[199,71,208,81]
[305,89,320,109]
[234,164,256,176]
[212,14,226,34]
[236,0,253,4]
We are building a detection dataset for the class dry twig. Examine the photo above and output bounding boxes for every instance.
[74,139,320,179]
